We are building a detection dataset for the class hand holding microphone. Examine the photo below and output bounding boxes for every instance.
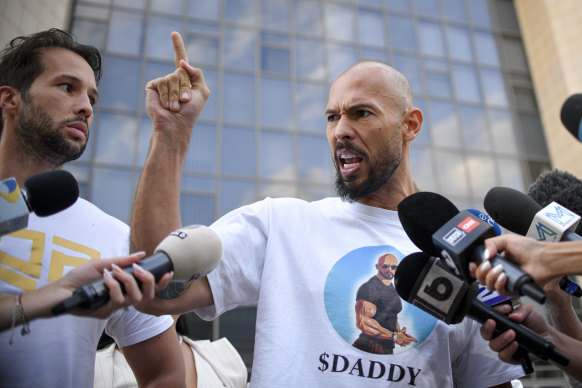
[51,224,222,315]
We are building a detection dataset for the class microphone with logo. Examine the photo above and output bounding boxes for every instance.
[51,225,222,315]
[484,184,582,297]
[397,192,546,303]
[0,170,79,236]
[393,251,569,373]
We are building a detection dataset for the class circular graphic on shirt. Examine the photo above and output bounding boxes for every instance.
[324,245,437,355]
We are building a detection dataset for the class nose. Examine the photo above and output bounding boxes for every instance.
[333,116,356,142]
[74,94,93,121]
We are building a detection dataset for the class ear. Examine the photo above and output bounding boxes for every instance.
[401,108,423,142]
[0,86,21,119]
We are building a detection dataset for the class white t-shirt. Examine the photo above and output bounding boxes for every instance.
[0,198,172,388]
[197,197,524,387]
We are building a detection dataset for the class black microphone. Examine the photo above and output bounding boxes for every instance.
[0,170,79,236]
[397,192,546,303]
[484,184,582,297]
[51,225,222,315]
[394,252,569,372]
[560,93,582,142]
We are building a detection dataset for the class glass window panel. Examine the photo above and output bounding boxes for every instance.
[185,123,217,173]
[466,155,497,197]
[427,72,452,99]
[74,4,109,20]
[151,0,185,14]
[502,37,529,71]
[474,31,500,66]
[388,14,416,52]
[495,0,520,32]
[198,69,217,120]
[181,194,215,226]
[520,114,549,157]
[442,0,467,22]
[90,168,133,223]
[434,150,469,197]
[453,64,481,103]
[424,58,448,72]
[413,97,431,144]
[261,77,292,128]
[222,127,256,177]
[299,185,335,201]
[459,105,491,151]
[261,32,289,45]
[146,16,183,60]
[107,10,144,56]
[418,21,445,57]
[359,47,387,62]
[468,0,492,28]
[386,0,411,12]
[298,135,333,183]
[358,0,382,5]
[100,56,140,110]
[188,0,220,20]
[137,117,153,166]
[261,181,297,198]
[296,82,327,131]
[410,147,437,192]
[262,0,290,32]
[358,9,386,47]
[326,44,357,81]
[514,87,537,112]
[392,54,422,94]
[261,131,295,180]
[220,180,256,216]
[429,100,461,148]
[481,69,508,106]
[223,72,255,125]
[114,0,146,9]
[224,28,256,70]
[489,109,519,155]
[294,0,323,36]
[65,164,89,198]
[446,25,473,62]
[261,47,290,74]
[496,158,525,192]
[295,39,326,79]
[94,112,138,165]
[188,21,220,35]
[187,36,219,66]
[325,3,355,43]
[181,176,216,192]
[71,19,107,51]
[225,0,257,26]
[415,0,440,18]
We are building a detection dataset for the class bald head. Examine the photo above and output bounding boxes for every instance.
[334,62,413,115]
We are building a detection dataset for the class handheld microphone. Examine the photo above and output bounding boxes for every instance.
[397,192,546,303]
[393,252,569,372]
[484,185,582,297]
[465,209,502,236]
[51,225,222,315]
[0,170,79,236]
[560,93,582,142]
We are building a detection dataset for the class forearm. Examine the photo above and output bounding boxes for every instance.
[0,283,65,331]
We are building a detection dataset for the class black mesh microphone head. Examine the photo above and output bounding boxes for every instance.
[560,93,582,141]
[24,170,79,216]
[483,187,541,235]
[397,191,459,256]
[394,251,430,301]
[528,169,582,235]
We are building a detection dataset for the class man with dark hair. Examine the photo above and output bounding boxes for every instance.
[0,29,183,387]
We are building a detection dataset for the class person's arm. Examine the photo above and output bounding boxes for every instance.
[130,31,210,256]
[0,252,168,332]
[122,326,185,388]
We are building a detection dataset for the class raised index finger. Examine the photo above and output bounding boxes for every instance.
[171,31,189,68]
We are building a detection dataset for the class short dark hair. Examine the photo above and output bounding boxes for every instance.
[0,28,102,136]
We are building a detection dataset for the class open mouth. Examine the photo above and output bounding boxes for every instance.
[337,149,364,175]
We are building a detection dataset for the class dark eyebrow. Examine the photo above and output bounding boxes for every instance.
[58,74,99,100]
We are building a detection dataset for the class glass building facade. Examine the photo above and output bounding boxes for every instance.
[68,0,556,383]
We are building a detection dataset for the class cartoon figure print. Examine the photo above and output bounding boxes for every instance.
[352,254,417,354]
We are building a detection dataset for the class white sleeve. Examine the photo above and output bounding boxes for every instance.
[105,306,173,348]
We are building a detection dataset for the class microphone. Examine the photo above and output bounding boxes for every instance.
[51,225,222,315]
[560,93,582,141]
[465,209,502,236]
[393,252,569,372]
[397,192,546,303]
[0,170,79,236]
[484,185,582,296]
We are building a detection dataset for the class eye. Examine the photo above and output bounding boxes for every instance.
[59,83,72,93]
[89,96,97,106]
[357,110,370,118]
[327,113,339,123]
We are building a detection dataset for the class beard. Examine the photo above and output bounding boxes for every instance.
[334,137,402,202]
[15,95,88,167]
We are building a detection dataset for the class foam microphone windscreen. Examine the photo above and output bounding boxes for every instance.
[560,93,582,141]
[24,170,79,216]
